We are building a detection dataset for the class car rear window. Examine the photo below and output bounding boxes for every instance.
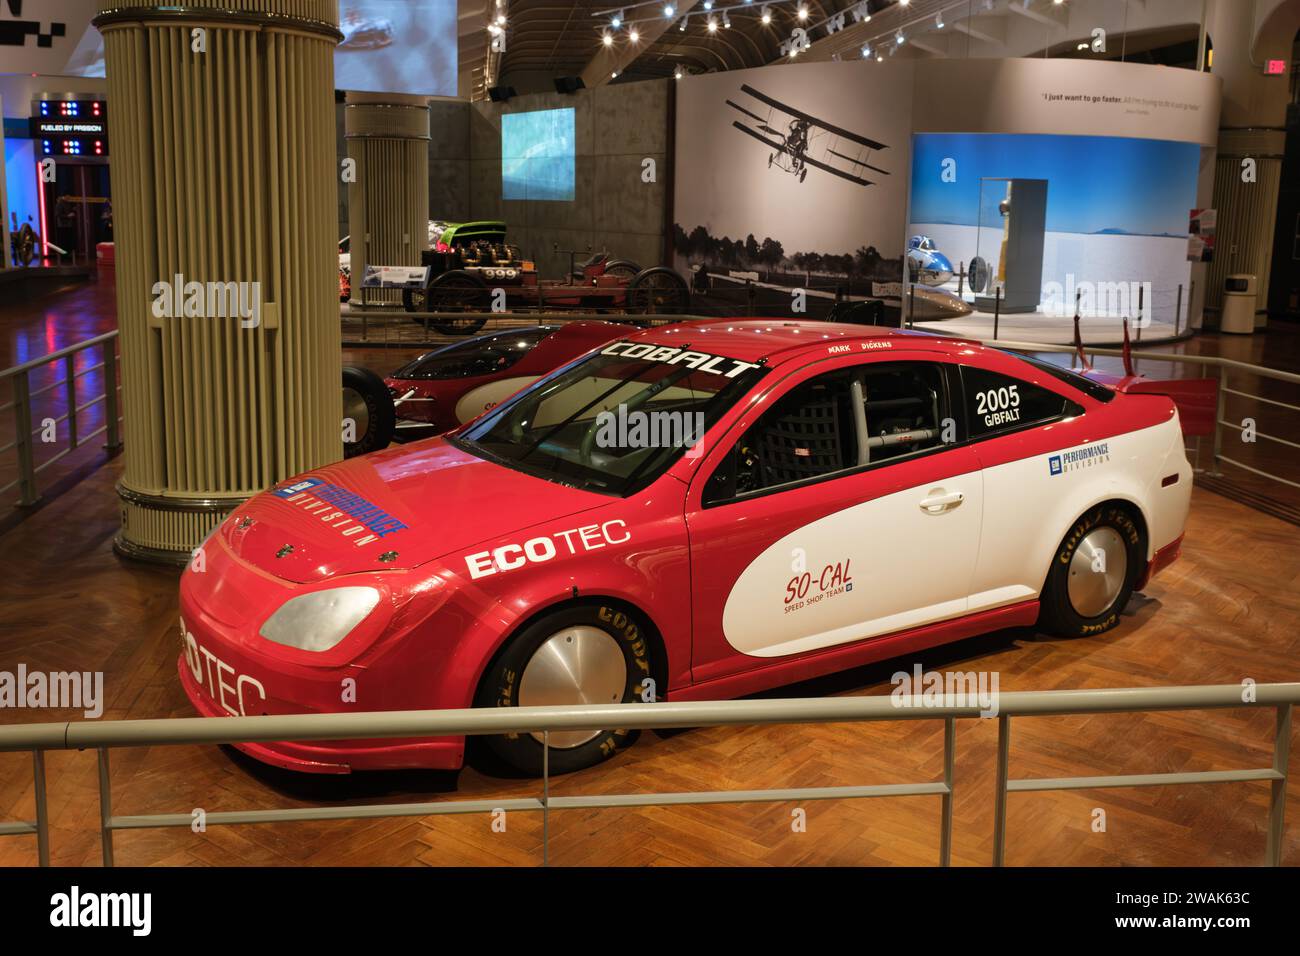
[1002,351,1116,403]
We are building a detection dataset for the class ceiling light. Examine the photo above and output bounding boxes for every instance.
[896,30,905,45]
[629,28,639,42]
[496,14,506,25]
[936,13,944,28]
[602,32,614,46]
[723,12,731,28]
[680,13,688,30]
[707,16,717,32]
[797,6,809,21]
[664,4,674,16]
[674,68,684,79]
[611,71,619,78]
[761,6,772,25]
[611,11,622,29]
[703,0,713,8]
[861,44,871,57]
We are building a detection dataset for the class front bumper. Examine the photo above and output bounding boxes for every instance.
[177,533,469,774]
[177,656,464,773]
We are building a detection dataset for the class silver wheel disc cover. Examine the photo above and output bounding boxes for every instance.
[519,626,627,749]
[342,386,371,439]
[1067,527,1127,618]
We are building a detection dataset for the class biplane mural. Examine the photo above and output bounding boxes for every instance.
[725,84,890,187]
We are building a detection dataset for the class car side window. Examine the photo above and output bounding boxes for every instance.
[704,361,950,506]
[397,328,550,380]
[960,365,1084,440]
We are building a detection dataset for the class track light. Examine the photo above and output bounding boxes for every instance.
[664,4,674,16]
[674,68,683,79]
[602,32,613,46]
[936,12,944,28]
[723,12,731,28]
[611,10,622,29]
[797,5,808,21]
[895,30,905,45]
[680,13,688,30]
[629,28,639,42]
[761,6,772,25]
[707,16,717,32]
[611,71,619,78]
[703,0,712,8]
[861,44,871,57]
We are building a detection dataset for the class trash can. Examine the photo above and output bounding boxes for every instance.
[1220,274,1256,334]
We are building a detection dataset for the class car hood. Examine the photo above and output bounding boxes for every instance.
[222,438,609,583]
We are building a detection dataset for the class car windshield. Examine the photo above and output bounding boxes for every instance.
[392,328,553,380]
[452,342,766,496]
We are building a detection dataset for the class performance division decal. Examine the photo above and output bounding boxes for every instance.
[272,477,409,546]
[1049,441,1111,476]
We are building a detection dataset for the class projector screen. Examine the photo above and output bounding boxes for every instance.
[61,0,458,98]
[502,108,576,202]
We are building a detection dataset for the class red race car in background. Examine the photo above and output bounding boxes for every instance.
[342,321,634,457]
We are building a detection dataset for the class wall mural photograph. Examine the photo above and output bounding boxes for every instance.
[673,60,916,318]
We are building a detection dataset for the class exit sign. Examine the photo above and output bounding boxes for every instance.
[1264,59,1287,75]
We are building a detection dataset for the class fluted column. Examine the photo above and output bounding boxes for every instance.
[344,95,431,306]
[96,0,343,563]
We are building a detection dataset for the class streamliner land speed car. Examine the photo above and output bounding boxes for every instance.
[180,320,1194,776]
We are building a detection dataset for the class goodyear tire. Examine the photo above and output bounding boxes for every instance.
[342,366,395,458]
[475,604,653,776]
[1038,504,1143,638]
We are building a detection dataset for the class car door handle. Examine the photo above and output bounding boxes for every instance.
[919,490,964,514]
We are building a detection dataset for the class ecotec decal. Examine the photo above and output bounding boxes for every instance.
[784,551,853,615]
[272,477,408,547]
[180,618,266,717]
[600,341,761,378]
[891,664,1000,718]
[1049,441,1111,476]
[466,520,631,580]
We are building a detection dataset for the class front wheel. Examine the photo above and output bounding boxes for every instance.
[475,605,653,775]
[1038,504,1142,638]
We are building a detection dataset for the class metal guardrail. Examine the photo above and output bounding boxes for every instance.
[0,330,122,506]
[990,337,1300,492]
[0,683,1295,867]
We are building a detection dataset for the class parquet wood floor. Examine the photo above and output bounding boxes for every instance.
[0,458,1296,867]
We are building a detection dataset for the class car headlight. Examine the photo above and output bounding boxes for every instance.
[259,587,381,652]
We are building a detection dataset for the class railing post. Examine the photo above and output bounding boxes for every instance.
[993,714,1010,866]
[12,370,39,506]
[32,750,49,867]
[64,354,78,450]
[97,748,115,867]
[1174,283,1183,337]
[102,339,121,451]
[542,730,550,868]
[940,717,954,867]
[1268,703,1292,866]
[1210,364,1228,477]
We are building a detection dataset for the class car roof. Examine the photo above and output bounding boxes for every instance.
[626,319,980,366]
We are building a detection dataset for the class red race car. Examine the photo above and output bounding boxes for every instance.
[181,320,1194,776]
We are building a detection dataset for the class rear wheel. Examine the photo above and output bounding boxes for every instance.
[626,266,690,323]
[475,604,653,775]
[409,270,490,335]
[342,366,395,458]
[1038,504,1142,637]
[603,258,641,280]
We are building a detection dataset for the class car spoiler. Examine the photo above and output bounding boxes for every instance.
[1071,317,1217,437]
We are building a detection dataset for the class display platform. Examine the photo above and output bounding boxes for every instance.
[916,309,1186,346]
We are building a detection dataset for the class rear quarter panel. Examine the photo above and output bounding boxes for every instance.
[969,393,1190,612]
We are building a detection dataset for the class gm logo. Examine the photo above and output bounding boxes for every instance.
[1049,455,1063,476]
